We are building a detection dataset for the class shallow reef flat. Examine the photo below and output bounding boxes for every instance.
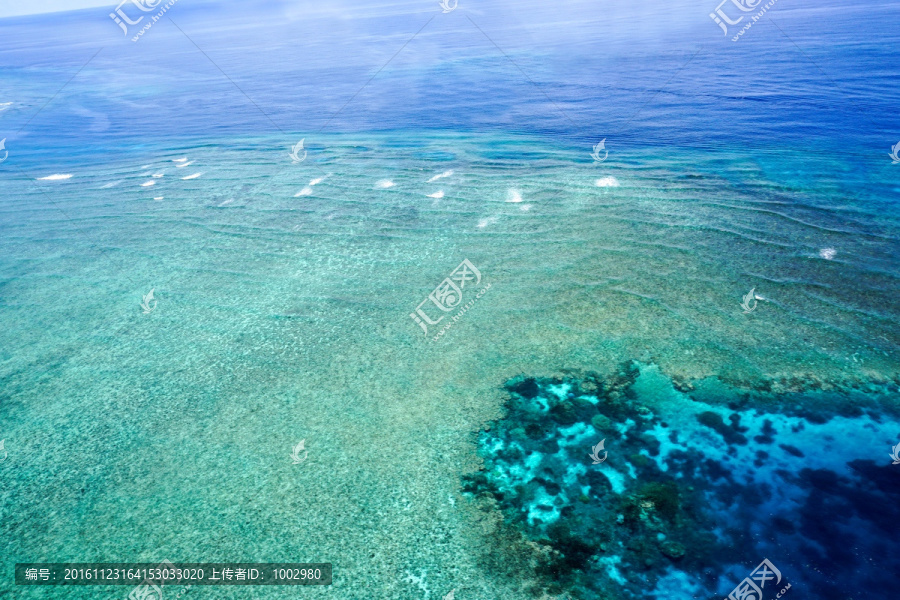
[1,134,898,599]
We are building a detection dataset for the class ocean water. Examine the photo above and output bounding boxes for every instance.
[0,0,898,599]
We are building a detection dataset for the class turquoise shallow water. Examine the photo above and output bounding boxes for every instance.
[1,0,900,598]
[3,133,898,385]
[1,133,899,599]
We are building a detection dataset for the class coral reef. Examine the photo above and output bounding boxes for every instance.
[463,362,900,600]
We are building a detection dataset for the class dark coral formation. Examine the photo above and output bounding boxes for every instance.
[463,362,900,600]
[463,364,717,598]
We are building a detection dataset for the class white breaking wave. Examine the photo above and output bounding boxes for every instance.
[309,177,325,186]
[595,176,620,187]
[181,172,202,180]
[37,174,72,181]
[152,173,164,178]
[294,187,313,197]
[427,191,444,199]
[140,180,156,187]
[506,188,523,203]
[375,179,394,189]
[819,248,837,260]
[99,180,122,189]
[175,161,193,168]
[153,196,164,201]
[477,216,499,228]
[172,157,188,163]
[428,170,453,182]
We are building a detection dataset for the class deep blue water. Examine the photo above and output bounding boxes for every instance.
[1,0,898,160]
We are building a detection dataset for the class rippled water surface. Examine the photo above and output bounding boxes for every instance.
[1,0,898,599]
